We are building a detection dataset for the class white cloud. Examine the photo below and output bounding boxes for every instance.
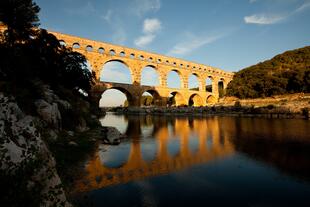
[134,18,162,47]
[143,18,162,33]
[244,14,285,24]
[167,33,224,56]
[131,0,161,16]
[134,34,155,47]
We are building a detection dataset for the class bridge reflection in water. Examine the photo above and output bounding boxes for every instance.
[74,115,235,193]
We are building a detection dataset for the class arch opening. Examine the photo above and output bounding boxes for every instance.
[100,60,132,84]
[189,74,199,91]
[189,94,203,107]
[86,45,93,52]
[100,88,133,108]
[141,66,159,86]
[72,42,80,49]
[59,40,66,47]
[206,95,217,104]
[109,49,116,55]
[168,91,186,107]
[206,77,213,92]
[98,47,105,54]
[141,90,162,106]
[218,79,225,98]
[167,70,182,89]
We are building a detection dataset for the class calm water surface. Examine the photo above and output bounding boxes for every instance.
[73,113,310,207]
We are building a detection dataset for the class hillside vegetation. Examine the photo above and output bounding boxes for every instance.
[226,46,310,99]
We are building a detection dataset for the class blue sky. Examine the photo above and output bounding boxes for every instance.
[35,0,310,106]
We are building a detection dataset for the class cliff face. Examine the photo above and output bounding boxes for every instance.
[0,93,71,206]
[0,74,102,205]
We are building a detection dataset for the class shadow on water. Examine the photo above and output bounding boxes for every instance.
[230,117,310,181]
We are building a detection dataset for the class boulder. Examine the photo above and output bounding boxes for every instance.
[101,126,125,145]
[35,99,62,130]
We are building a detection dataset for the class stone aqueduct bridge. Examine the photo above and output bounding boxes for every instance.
[73,117,234,193]
[49,30,234,106]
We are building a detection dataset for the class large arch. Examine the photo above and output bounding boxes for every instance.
[167,69,182,88]
[168,91,186,106]
[100,59,133,84]
[218,78,225,98]
[188,94,203,107]
[206,76,213,92]
[188,73,200,91]
[141,89,162,106]
[206,95,217,104]
[140,66,159,86]
[100,87,134,107]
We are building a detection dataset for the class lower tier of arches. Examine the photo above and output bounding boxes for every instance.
[92,81,219,108]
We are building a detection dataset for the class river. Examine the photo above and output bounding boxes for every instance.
[73,113,310,207]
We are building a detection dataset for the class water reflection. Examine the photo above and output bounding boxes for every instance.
[74,114,310,197]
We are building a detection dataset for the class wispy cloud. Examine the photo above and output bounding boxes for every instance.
[102,9,113,23]
[167,32,224,56]
[296,1,310,12]
[131,0,161,16]
[244,0,310,25]
[249,0,257,3]
[134,18,162,47]
[101,9,127,44]
[244,14,286,24]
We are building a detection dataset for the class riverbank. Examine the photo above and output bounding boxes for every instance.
[108,93,310,119]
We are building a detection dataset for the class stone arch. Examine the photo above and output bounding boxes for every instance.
[119,51,125,57]
[101,87,134,107]
[188,73,200,91]
[100,59,133,84]
[59,40,66,46]
[141,89,162,106]
[218,78,225,98]
[86,45,93,52]
[98,47,105,54]
[189,94,203,107]
[140,65,159,86]
[72,42,80,49]
[206,76,213,92]
[206,95,217,104]
[167,69,183,88]
[169,91,186,106]
[109,49,116,55]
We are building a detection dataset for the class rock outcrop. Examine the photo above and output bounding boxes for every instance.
[101,126,126,145]
[0,93,71,206]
